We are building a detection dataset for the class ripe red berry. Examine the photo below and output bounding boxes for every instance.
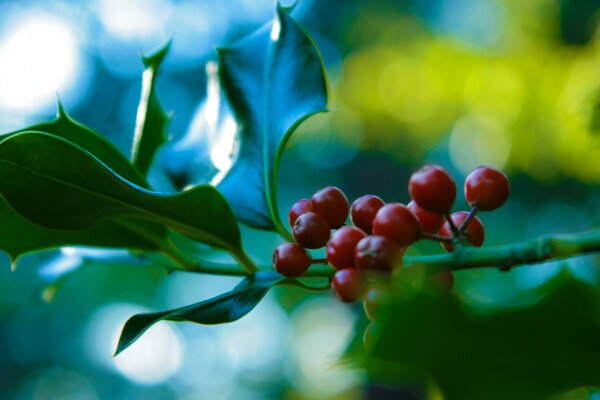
[355,235,402,272]
[350,195,385,234]
[464,165,509,211]
[408,164,456,213]
[407,200,444,234]
[311,186,349,228]
[439,211,485,252]
[326,226,367,270]
[372,203,419,247]
[273,243,311,277]
[293,211,330,249]
[427,271,455,292]
[331,268,367,303]
[288,198,312,227]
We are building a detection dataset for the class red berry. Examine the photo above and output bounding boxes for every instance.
[407,200,444,234]
[439,211,485,252]
[408,164,456,213]
[372,203,419,247]
[273,243,310,277]
[326,226,367,270]
[293,211,330,249]
[311,186,349,228]
[288,198,312,227]
[427,272,455,292]
[464,166,509,211]
[355,235,402,272]
[331,268,366,303]
[350,195,385,234]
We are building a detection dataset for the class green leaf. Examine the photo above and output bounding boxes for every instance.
[131,42,171,177]
[0,132,253,269]
[114,270,283,355]
[217,4,328,232]
[363,278,600,400]
[9,101,149,188]
[0,198,162,267]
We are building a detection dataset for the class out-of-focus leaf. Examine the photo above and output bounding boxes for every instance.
[217,4,328,231]
[160,62,237,189]
[363,277,600,400]
[131,42,171,177]
[115,270,282,355]
[8,101,149,188]
[0,132,250,266]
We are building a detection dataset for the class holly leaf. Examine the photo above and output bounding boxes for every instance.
[217,4,328,231]
[114,270,283,355]
[363,277,600,400]
[0,132,251,266]
[131,42,171,177]
[0,199,162,267]
[9,101,148,188]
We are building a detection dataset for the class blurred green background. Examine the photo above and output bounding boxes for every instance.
[3,0,600,398]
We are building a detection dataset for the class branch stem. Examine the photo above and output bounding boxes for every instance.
[403,228,600,274]
[139,228,600,280]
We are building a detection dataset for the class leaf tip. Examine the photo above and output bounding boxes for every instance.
[55,95,69,120]
[276,0,296,14]
[142,40,172,69]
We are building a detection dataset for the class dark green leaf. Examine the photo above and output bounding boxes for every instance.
[115,270,283,355]
[9,101,149,188]
[131,42,171,177]
[0,198,162,267]
[0,132,250,266]
[217,4,328,231]
[363,277,600,400]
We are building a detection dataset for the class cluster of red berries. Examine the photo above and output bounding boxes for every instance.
[272,165,509,304]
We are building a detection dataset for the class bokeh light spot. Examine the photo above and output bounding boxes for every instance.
[0,14,80,111]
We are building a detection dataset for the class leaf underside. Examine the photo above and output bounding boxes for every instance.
[0,198,160,263]
[115,270,282,355]
[217,4,328,230]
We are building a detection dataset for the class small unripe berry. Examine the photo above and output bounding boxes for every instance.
[363,286,392,321]
[273,243,310,277]
[331,268,367,303]
[372,203,419,247]
[408,164,456,213]
[311,186,349,228]
[439,211,485,252]
[293,211,330,249]
[464,166,509,211]
[288,198,312,227]
[327,226,367,270]
[407,200,444,234]
[355,235,402,272]
[350,195,385,234]
[363,322,378,347]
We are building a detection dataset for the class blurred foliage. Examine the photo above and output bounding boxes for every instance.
[360,274,600,399]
